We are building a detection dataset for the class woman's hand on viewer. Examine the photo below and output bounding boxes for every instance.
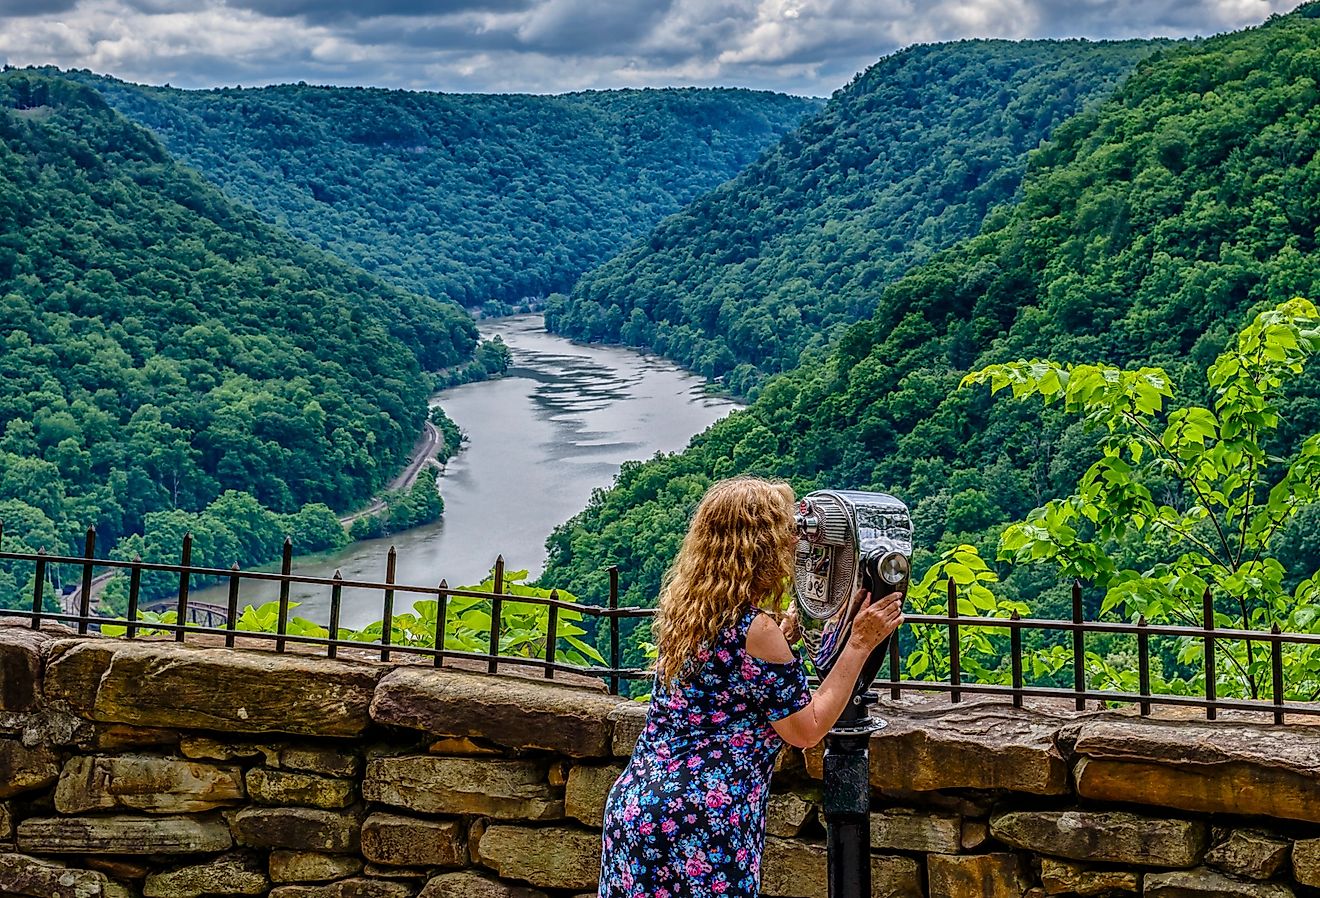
[769,588,905,750]
[846,590,904,653]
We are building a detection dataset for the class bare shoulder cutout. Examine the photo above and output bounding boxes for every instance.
[744,611,795,663]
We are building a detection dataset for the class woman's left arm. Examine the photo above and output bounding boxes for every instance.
[747,592,904,748]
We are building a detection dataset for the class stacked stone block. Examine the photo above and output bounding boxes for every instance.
[2,622,1319,897]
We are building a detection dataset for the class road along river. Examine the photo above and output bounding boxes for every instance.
[190,315,740,630]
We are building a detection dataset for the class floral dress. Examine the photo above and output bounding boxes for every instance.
[599,607,812,898]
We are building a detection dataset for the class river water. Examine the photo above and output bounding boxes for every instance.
[192,315,739,629]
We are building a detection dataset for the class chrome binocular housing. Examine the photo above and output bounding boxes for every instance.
[791,490,912,675]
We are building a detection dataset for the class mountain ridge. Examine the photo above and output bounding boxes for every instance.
[539,8,1320,658]
[54,69,820,311]
[544,37,1168,395]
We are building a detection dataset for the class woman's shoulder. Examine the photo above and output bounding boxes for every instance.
[743,609,795,664]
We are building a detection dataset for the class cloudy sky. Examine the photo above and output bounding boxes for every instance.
[0,0,1304,96]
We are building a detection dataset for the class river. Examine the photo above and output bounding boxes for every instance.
[191,315,739,629]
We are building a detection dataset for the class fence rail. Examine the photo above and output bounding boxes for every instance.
[2,526,1317,722]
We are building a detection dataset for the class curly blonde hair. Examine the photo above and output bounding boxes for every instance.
[653,476,797,687]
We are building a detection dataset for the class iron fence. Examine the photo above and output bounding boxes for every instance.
[2,525,1318,723]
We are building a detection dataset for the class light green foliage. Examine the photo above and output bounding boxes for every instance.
[100,610,178,639]
[964,298,1320,701]
[903,544,1027,684]
[101,600,327,639]
[346,568,605,667]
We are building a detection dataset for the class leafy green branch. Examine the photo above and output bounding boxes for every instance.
[961,298,1320,701]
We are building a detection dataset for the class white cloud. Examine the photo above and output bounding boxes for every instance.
[0,0,1305,95]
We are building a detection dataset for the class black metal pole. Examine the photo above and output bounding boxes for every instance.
[822,634,892,898]
[822,699,872,898]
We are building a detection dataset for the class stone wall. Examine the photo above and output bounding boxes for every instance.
[1,622,1319,898]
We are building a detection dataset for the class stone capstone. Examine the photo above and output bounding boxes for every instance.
[361,813,466,868]
[0,739,59,798]
[0,851,127,898]
[869,808,961,853]
[1039,857,1139,895]
[228,807,360,852]
[990,809,1207,867]
[142,852,268,897]
[17,814,232,855]
[476,824,601,891]
[0,626,51,712]
[246,768,354,809]
[564,764,623,828]
[268,851,363,883]
[45,640,381,737]
[1144,867,1296,897]
[862,702,1068,795]
[1294,838,1320,887]
[371,667,626,758]
[1074,720,1320,823]
[269,879,413,898]
[761,837,921,898]
[1206,829,1291,880]
[54,755,244,814]
[419,871,548,898]
[926,852,1029,898]
[364,756,561,820]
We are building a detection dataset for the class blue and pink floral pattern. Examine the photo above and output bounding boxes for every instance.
[599,607,812,898]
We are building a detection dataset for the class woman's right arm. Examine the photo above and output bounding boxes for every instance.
[769,591,904,749]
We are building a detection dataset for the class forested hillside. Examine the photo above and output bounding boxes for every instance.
[66,74,818,309]
[546,39,1162,394]
[541,5,1320,659]
[0,72,477,603]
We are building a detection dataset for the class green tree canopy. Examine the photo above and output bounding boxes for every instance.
[540,6,1320,645]
[546,38,1164,394]
[64,72,818,310]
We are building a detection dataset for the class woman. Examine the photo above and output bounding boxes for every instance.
[598,476,905,898]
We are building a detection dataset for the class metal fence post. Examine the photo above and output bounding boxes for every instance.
[1203,588,1217,720]
[78,526,95,635]
[489,556,505,673]
[609,565,620,696]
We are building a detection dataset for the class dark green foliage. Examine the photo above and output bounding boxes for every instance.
[100,491,349,612]
[433,336,513,392]
[541,9,1320,626]
[430,406,466,466]
[348,467,445,541]
[66,72,818,307]
[0,72,475,606]
[546,39,1163,394]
